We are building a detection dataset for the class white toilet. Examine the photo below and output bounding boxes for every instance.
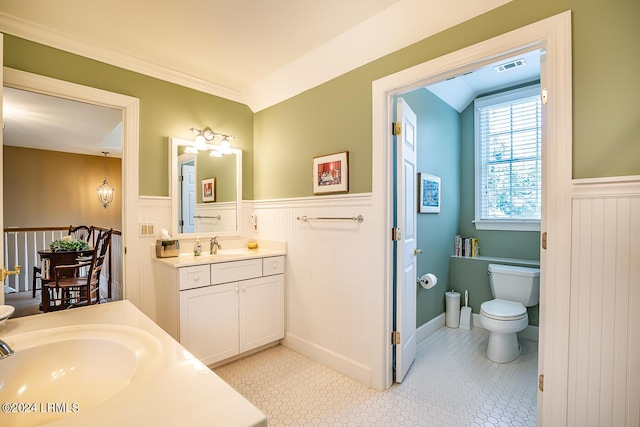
[479,264,540,363]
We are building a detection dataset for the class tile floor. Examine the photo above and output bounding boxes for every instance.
[214,326,538,426]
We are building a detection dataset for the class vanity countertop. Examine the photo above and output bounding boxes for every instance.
[0,301,267,427]
[153,240,286,268]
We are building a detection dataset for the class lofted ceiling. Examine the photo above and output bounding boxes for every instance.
[0,0,515,155]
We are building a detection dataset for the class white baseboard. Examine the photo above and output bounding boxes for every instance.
[283,333,373,386]
[417,313,539,342]
[416,313,445,343]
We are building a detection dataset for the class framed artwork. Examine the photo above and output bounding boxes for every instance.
[419,173,441,213]
[201,177,216,202]
[313,151,349,194]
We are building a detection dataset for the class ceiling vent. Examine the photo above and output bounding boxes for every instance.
[494,58,526,73]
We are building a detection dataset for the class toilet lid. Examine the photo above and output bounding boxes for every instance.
[480,299,527,321]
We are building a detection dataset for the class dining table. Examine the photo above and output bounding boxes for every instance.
[37,248,95,312]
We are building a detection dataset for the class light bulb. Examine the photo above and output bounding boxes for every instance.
[194,134,207,150]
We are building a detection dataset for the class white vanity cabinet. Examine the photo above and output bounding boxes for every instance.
[155,254,285,366]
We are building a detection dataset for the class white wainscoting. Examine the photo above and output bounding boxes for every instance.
[137,196,172,321]
[568,176,640,427]
[253,193,381,386]
[194,202,237,233]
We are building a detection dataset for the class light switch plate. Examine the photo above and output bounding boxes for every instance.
[139,222,156,237]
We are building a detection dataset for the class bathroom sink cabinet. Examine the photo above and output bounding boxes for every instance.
[154,255,285,366]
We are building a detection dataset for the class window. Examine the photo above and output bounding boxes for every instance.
[474,85,541,231]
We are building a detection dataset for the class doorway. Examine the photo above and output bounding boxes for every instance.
[1,67,140,309]
[373,12,573,424]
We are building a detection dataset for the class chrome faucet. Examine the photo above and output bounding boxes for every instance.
[0,339,14,359]
[210,236,222,254]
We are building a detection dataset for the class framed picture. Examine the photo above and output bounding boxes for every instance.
[419,173,441,213]
[313,151,349,194]
[201,177,216,202]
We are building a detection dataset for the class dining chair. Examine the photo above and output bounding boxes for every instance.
[32,265,41,298]
[68,225,94,244]
[44,228,112,311]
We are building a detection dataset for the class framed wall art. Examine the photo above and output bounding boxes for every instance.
[201,177,216,202]
[313,151,349,194]
[419,173,441,213]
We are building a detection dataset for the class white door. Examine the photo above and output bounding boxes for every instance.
[537,52,547,422]
[395,97,418,383]
[0,33,5,305]
[180,163,196,233]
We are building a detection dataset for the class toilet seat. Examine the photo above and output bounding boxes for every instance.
[480,299,527,321]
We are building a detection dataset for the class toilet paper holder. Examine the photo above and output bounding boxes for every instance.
[418,273,437,289]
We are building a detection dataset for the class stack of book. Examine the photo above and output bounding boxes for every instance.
[454,235,480,257]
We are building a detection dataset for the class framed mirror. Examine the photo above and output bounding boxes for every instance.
[169,137,242,239]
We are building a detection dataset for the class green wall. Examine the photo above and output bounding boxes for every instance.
[5,0,638,201]
[3,35,255,199]
[401,89,461,327]
[254,0,640,200]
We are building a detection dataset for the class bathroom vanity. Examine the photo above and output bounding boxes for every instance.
[153,244,286,366]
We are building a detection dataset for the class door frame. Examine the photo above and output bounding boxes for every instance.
[3,66,140,305]
[372,12,572,425]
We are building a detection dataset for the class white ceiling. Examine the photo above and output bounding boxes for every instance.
[3,87,123,156]
[426,50,541,112]
[0,0,512,111]
[0,0,518,156]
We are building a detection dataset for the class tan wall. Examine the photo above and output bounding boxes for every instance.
[3,146,122,230]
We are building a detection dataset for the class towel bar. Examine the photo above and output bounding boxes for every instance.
[296,215,364,223]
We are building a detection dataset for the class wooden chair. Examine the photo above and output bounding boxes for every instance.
[44,228,112,311]
[32,265,42,298]
[68,225,94,245]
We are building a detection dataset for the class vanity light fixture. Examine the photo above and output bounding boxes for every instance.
[97,151,115,209]
[189,126,235,155]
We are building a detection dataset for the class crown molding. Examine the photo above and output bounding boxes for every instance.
[0,12,245,105]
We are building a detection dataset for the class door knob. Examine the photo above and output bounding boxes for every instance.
[0,265,21,282]
[414,249,423,256]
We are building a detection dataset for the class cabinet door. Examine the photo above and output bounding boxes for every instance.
[239,275,284,353]
[180,282,239,365]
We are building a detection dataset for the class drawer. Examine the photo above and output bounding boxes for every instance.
[211,259,263,284]
[178,265,211,291]
[262,256,285,276]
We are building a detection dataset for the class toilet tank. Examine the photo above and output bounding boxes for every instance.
[488,264,540,306]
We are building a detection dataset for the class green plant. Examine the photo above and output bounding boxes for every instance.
[49,239,90,252]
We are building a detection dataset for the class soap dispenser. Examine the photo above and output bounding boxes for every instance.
[194,237,202,256]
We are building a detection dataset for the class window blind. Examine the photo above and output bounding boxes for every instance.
[476,86,542,222]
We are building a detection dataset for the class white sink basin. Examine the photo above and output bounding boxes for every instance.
[0,324,161,426]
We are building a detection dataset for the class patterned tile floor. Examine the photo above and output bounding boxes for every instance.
[214,326,538,427]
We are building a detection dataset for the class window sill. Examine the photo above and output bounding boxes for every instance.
[473,220,540,232]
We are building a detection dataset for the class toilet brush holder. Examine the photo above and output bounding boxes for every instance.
[460,290,473,330]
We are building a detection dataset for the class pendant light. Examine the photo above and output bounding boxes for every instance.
[97,151,115,208]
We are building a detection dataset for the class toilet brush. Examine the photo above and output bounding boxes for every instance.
[460,290,473,330]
